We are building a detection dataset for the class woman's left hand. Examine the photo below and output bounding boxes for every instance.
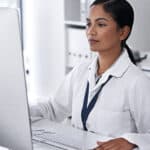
[94,138,137,150]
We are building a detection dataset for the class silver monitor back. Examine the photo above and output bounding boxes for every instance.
[0,8,32,150]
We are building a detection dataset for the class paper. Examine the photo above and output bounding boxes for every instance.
[0,146,9,150]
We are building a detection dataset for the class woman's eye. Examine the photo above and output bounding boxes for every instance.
[86,22,91,27]
[98,23,106,27]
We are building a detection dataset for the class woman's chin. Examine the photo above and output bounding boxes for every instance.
[90,48,99,52]
[89,45,100,51]
[90,47,106,53]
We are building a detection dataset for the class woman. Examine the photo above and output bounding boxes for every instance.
[31,0,150,149]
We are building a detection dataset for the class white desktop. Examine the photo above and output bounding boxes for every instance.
[0,8,32,150]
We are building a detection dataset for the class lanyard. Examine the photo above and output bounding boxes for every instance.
[81,76,112,131]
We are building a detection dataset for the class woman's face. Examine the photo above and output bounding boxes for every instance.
[86,4,127,53]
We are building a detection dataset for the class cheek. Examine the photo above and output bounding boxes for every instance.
[99,30,120,42]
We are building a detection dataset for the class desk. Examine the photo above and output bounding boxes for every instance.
[32,119,111,150]
[32,119,138,150]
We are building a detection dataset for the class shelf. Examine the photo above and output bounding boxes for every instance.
[64,0,90,73]
[65,21,86,28]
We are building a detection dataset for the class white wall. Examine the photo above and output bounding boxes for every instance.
[23,0,65,101]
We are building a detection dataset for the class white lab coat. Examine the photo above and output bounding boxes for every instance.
[31,50,150,149]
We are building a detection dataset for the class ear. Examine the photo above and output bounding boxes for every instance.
[119,26,130,41]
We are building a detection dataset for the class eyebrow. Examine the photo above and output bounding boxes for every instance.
[86,17,109,22]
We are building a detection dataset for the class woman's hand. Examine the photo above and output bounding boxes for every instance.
[94,138,137,150]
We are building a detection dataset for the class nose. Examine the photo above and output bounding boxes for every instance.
[86,24,97,36]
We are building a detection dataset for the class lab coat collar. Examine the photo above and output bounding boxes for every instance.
[88,49,131,90]
[107,49,131,78]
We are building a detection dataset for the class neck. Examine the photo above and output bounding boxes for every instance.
[97,49,122,75]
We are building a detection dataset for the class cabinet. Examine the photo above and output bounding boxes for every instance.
[64,0,95,73]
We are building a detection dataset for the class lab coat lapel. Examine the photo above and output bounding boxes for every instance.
[87,56,98,90]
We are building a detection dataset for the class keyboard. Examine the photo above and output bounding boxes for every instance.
[31,120,107,150]
[32,129,83,150]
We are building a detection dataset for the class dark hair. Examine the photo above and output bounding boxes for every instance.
[91,0,136,64]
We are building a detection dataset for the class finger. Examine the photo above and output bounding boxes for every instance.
[94,143,110,150]
[93,144,104,150]
[93,144,102,150]
[97,141,104,146]
[99,141,119,150]
[93,146,103,150]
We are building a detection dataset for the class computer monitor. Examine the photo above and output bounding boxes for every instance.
[0,8,32,150]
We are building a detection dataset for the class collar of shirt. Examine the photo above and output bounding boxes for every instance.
[88,49,132,91]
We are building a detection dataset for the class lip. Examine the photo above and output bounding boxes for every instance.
[88,39,99,44]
